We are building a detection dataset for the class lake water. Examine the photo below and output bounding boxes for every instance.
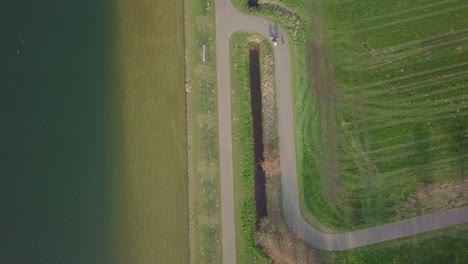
[1,1,121,263]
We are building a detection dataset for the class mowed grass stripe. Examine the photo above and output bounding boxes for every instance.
[358,71,468,97]
[328,7,468,51]
[343,46,468,81]
[113,0,188,263]
[331,29,468,67]
[340,62,468,90]
[355,3,468,32]
[356,0,461,24]
[185,0,222,262]
[338,41,468,72]
[369,38,468,66]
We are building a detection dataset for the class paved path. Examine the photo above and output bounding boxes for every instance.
[215,0,468,262]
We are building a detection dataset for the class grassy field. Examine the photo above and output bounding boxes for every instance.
[234,0,468,231]
[230,32,273,264]
[300,0,468,231]
[184,0,222,263]
[112,0,189,263]
[230,0,468,262]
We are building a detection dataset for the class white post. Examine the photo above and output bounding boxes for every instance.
[202,44,206,63]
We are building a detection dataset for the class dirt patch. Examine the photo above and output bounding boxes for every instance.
[308,43,338,108]
[397,178,468,220]
[249,44,268,221]
[261,148,281,177]
[307,2,342,196]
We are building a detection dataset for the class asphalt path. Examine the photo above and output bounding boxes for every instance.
[214,0,468,262]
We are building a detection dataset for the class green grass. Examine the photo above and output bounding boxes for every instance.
[299,0,468,231]
[230,1,321,224]
[230,0,468,262]
[230,1,468,262]
[185,0,222,263]
[325,225,468,264]
[234,0,468,231]
[230,32,273,264]
[111,1,189,263]
[232,0,334,231]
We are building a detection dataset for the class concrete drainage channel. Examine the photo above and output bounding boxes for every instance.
[248,42,268,226]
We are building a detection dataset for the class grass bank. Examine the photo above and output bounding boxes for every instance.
[230,32,273,264]
[113,0,189,262]
[229,30,325,264]
[184,0,222,263]
[232,0,328,232]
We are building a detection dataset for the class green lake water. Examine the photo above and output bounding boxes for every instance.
[1,1,117,263]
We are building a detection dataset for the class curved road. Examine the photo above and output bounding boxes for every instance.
[215,0,468,262]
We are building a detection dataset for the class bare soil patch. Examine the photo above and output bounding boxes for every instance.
[307,3,342,197]
[261,148,281,178]
[397,178,468,220]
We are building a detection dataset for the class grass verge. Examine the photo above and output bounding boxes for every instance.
[113,0,189,262]
[184,0,222,262]
[232,0,333,232]
[325,224,468,264]
[230,32,273,264]
[229,29,325,264]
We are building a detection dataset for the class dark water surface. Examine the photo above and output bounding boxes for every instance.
[249,46,267,223]
[1,1,117,263]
